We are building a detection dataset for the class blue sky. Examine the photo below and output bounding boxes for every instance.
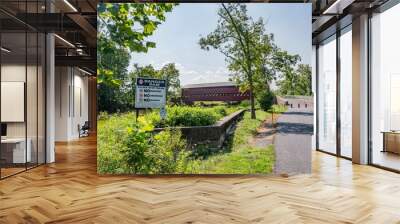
[130,3,312,86]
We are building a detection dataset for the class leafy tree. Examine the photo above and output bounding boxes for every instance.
[97,38,126,87]
[130,64,158,78]
[199,3,276,119]
[252,33,277,93]
[97,40,133,113]
[273,50,301,96]
[257,90,275,112]
[159,63,181,99]
[294,64,312,96]
[274,50,312,96]
[97,3,175,85]
[129,63,181,100]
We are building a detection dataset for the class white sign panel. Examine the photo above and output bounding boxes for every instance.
[135,78,166,109]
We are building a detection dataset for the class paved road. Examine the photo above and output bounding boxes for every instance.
[274,108,314,175]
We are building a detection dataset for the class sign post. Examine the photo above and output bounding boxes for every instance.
[160,107,167,120]
[135,78,167,119]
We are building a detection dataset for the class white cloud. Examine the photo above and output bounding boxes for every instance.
[137,60,231,86]
[180,66,231,86]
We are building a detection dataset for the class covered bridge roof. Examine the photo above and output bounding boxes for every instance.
[182,82,237,89]
[181,81,249,103]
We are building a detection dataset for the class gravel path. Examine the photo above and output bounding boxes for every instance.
[251,119,275,148]
[273,108,314,175]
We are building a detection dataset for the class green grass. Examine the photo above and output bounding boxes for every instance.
[185,145,275,174]
[271,104,287,114]
[184,110,275,174]
[232,110,270,148]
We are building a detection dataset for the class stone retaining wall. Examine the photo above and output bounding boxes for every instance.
[153,109,245,149]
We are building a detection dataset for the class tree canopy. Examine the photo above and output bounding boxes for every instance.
[199,3,277,119]
[277,63,312,96]
[97,3,176,86]
[130,63,181,100]
[97,3,179,113]
[97,40,133,113]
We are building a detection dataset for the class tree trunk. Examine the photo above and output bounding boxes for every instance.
[249,78,256,119]
[250,89,256,119]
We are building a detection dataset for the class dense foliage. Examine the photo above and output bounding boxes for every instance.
[97,105,235,174]
[97,112,134,173]
[121,120,189,174]
[98,108,280,174]
[257,91,275,112]
[187,145,275,174]
[97,3,176,86]
[157,106,234,127]
[274,51,312,96]
[292,64,312,96]
[97,39,134,112]
[99,105,239,129]
[98,115,189,174]
[97,3,180,113]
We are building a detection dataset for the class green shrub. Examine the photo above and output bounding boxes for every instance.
[148,129,189,174]
[98,111,109,120]
[257,91,275,112]
[271,104,287,113]
[167,106,219,126]
[239,100,250,108]
[97,112,137,174]
[145,111,162,127]
[140,105,244,128]
[97,113,190,174]
[119,117,190,174]
[150,106,227,127]
[120,117,154,173]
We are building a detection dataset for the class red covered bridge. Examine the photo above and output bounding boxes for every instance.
[181,82,250,104]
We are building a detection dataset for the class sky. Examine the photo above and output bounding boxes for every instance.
[130,3,312,86]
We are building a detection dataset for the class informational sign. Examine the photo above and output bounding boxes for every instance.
[135,77,166,109]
